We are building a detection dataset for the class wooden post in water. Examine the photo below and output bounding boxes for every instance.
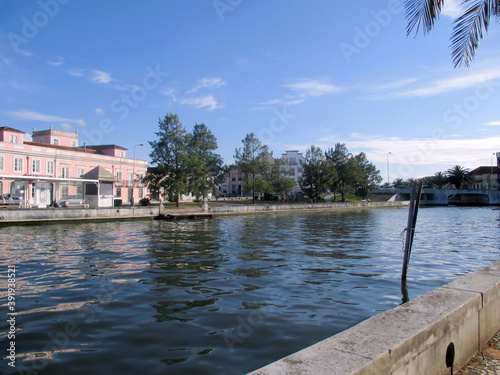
[402,181,423,280]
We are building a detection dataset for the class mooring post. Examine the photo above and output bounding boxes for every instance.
[402,181,423,280]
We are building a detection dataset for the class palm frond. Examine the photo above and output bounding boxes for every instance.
[451,0,495,67]
[406,0,445,35]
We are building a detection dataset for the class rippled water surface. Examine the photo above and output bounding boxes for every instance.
[1,207,499,374]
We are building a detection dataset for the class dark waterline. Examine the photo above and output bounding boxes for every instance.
[0,207,499,374]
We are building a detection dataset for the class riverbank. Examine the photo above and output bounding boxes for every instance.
[249,259,500,375]
[0,201,408,225]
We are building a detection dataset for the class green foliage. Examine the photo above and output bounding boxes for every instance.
[446,165,473,189]
[354,152,382,199]
[266,157,297,202]
[299,145,337,202]
[148,113,189,207]
[147,113,224,207]
[188,123,225,200]
[234,133,269,204]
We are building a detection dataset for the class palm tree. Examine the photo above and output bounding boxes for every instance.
[432,171,448,188]
[406,0,500,67]
[446,165,473,188]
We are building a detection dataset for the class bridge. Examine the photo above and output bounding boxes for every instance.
[395,187,500,206]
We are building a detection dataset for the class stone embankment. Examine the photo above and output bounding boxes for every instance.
[248,260,500,375]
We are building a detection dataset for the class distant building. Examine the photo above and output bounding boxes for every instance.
[280,150,305,192]
[0,126,147,207]
[220,167,245,197]
[470,166,498,190]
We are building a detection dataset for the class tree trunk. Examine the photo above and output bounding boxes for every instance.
[176,193,180,207]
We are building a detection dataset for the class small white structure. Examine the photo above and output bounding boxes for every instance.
[82,167,116,207]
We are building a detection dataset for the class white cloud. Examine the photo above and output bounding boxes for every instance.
[394,69,500,97]
[162,88,177,102]
[485,121,500,126]
[180,95,221,111]
[441,0,463,18]
[92,70,112,84]
[95,108,105,115]
[46,56,65,66]
[3,110,86,127]
[284,79,340,97]
[188,77,225,93]
[69,69,86,77]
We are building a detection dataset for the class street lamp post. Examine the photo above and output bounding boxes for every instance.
[491,152,496,189]
[132,144,144,206]
[387,152,392,185]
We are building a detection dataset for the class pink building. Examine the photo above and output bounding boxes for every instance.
[0,126,148,207]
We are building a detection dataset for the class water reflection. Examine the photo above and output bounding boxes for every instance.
[0,207,498,374]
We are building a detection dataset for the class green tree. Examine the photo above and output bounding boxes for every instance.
[391,177,405,187]
[406,0,499,66]
[425,171,447,188]
[188,123,224,200]
[299,145,337,202]
[325,143,358,202]
[267,158,297,202]
[148,113,190,207]
[234,133,269,204]
[354,152,382,199]
[446,165,473,188]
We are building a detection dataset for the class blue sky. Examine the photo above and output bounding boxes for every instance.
[1,0,500,182]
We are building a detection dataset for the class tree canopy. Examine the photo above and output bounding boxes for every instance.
[234,133,269,204]
[147,113,224,206]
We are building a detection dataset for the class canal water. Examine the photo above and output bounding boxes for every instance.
[0,206,499,374]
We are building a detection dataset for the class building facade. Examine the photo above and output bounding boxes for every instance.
[281,150,304,192]
[0,126,147,207]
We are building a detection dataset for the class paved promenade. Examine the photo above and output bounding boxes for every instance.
[458,330,500,375]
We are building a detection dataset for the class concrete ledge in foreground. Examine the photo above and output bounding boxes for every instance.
[248,260,500,375]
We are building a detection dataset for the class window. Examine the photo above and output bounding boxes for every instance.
[128,171,133,186]
[71,141,76,147]
[10,135,18,143]
[139,189,144,198]
[61,184,69,199]
[39,138,44,143]
[53,139,59,145]
[116,170,123,186]
[32,159,41,174]
[77,167,85,177]
[138,173,144,187]
[118,151,123,158]
[14,158,23,172]
[46,160,54,175]
[61,166,70,178]
[0,156,4,172]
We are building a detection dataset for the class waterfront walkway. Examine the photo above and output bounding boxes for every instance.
[458,330,500,375]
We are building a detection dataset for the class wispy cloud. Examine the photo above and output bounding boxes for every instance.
[396,69,500,97]
[3,110,86,127]
[256,79,340,110]
[180,95,221,111]
[92,70,113,84]
[485,121,500,126]
[46,56,65,66]
[188,77,225,93]
[284,79,340,97]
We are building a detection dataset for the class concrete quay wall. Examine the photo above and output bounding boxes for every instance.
[0,206,158,224]
[249,260,500,375]
[209,201,408,214]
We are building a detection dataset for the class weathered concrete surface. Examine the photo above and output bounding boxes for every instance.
[0,206,158,224]
[248,260,500,375]
[209,201,408,214]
